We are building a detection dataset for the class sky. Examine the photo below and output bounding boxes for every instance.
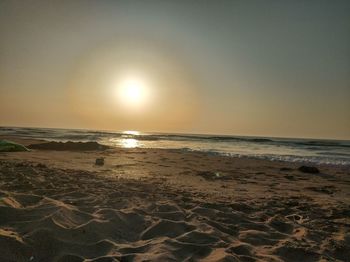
[0,0,349,139]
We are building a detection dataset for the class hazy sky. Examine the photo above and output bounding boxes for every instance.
[1,0,349,139]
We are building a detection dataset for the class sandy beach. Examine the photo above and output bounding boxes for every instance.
[2,0,350,261]
[0,136,349,262]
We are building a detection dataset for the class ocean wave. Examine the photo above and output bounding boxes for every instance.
[290,141,350,148]
[218,152,350,166]
[136,134,274,143]
[2,127,349,149]
[1,127,349,166]
[178,147,350,166]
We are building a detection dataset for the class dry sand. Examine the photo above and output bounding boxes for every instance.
[0,136,349,261]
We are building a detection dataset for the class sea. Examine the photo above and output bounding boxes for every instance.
[1,126,349,166]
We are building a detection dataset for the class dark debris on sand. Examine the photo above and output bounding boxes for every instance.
[298,165,320,174]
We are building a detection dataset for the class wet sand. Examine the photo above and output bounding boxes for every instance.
[0,136,349,261]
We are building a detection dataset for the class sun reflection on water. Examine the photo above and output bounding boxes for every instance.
[121,138,139,148]
[123,130,140,136]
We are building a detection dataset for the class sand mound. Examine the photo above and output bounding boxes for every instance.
[28,141,109,151]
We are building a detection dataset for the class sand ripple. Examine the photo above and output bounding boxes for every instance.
[0,161,349,261]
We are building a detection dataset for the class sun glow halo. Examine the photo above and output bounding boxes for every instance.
[118,77,148,108]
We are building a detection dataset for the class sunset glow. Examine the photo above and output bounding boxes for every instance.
[118,77,148,108]
[0,2,349,261]
[0,1,349,139]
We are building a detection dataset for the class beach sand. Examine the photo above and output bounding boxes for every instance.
[0,136,349,261]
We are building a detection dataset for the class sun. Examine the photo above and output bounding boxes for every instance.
[121,79,143,103]
[117,76,149,108]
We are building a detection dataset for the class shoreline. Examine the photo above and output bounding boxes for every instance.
[1,135,349,169]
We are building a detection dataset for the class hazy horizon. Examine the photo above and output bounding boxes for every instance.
[2,124,350,142]
[1,1,349,140]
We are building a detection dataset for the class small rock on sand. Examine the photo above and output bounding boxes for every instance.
[95,158,104,166]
